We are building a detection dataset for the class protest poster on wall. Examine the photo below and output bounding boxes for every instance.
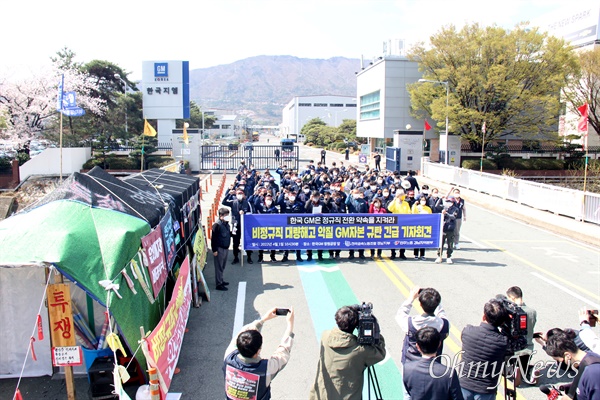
[146,256,192,398]
[160,211,176,270]
[242,213,443,251]
[141,226,167,298]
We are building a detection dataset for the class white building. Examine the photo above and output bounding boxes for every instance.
[355,51,439,159]
[206,112,243,140]
[532,1,600,148]
[280,95,357,142]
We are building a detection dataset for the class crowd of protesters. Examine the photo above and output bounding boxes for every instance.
[221,159,466,264]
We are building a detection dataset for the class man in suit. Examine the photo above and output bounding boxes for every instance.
[403,327,464,400]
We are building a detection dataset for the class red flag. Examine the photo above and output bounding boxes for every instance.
[424,120,431,131]
[14,388,23,400]
[577,103,589,133]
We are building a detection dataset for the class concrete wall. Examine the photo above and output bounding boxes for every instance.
[19,148,91,180]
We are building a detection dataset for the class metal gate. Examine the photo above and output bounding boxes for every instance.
[199,144,299,171]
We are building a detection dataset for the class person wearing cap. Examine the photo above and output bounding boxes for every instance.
[436,196,459,264]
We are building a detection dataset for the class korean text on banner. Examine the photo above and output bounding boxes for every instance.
[242,213,443,251]
[141,226,167,298]
[146,257,192,398]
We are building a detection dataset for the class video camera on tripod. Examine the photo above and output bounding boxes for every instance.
[353,302,381,346]
[497,296,528,354]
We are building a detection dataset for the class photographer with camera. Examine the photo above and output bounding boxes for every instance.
[544,329,600,400]
[459,299,509,400]
[505,286,538,385]
[223,307,295,400]
[397,286,450,363]
[309,305,386,400]
[403,327,464,400]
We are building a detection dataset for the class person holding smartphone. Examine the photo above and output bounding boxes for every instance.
[223,307,295,400]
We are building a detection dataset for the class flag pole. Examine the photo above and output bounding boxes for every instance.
[141,134,145,172]
[59,111,63,181]
[480,122,486,173]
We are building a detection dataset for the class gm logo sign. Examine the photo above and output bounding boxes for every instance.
[154,63,168,81]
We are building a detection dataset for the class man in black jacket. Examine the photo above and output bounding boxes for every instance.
[459,299,509,400]
[403,327,464,400]
[222,188,254,264]
[211,208,232,291]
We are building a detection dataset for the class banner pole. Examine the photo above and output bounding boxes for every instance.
[240,213,244,268]
[59,112,63,181]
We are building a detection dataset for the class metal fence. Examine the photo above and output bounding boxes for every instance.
[422,161,600,225]
[199,144,299,171]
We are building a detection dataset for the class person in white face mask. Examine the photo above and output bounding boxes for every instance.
[222,188,254,265]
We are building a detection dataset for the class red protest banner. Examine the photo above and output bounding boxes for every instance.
[146,257,192,397]
[141,226,167,297]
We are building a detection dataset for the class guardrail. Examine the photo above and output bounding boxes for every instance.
[422,161,600,225]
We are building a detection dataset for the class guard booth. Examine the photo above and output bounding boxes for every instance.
[386,130,424,174]
[172,128,201,171]
[199,144,299,171]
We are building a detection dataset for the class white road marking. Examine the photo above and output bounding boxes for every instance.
[531,247,579,262]
[458,234,485,249]
[531,272,600,309]
[233,282,247,337]
[296,266,340,273]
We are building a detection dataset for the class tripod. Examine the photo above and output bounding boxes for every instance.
[502,357,517,400]
[366,365,383,400]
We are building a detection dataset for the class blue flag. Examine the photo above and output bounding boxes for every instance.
[56,74,64,112]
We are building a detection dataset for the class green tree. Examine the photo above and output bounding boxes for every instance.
[408,23,578,147]
[563,46,600,138]
[176,101,217,138]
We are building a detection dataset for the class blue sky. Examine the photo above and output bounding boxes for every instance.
[1,0,575,81]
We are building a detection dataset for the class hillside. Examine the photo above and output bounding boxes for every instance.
[189,55,360,123]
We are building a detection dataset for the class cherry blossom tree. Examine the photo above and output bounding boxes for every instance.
[0,61,106,143]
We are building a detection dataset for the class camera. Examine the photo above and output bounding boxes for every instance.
[354,302,381,345]
[497,297,528,353]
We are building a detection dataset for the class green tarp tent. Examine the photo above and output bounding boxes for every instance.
[0,199,164,377]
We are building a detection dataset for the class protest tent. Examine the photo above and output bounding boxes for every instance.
[0,199,165,377]
[0,166,202,383]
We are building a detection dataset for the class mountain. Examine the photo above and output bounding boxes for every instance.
[189,55,360,124]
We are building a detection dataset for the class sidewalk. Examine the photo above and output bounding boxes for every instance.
[418,175,600,248]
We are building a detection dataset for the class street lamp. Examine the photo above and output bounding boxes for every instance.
[418,78,449,165]
[114,73,128,135]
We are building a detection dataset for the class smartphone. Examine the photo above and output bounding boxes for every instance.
[275,308,290,316]
[533,332,543,339]
[589,310,598,327]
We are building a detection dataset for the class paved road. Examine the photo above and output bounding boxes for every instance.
[169,141,599,400]
[2,137,597,400]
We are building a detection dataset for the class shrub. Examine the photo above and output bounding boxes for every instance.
[462,159,497,170]
[530,158,564,170]
[148,156,177,169]
[0,157,12,171]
